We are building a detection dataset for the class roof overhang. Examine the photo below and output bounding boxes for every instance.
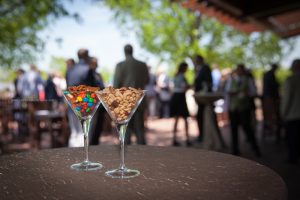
[181,0,300,38]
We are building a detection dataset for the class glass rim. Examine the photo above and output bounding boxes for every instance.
[63,89,100,93]
[95,89,146,94]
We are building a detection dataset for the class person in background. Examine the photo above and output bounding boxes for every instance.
[114,44,149,145]
[194,55,212,143]
[13,69,25,99]
[247,69,257,99]
[246,69,258,142]
[262,63,281,142]
[16,65,44,148]
[211,64,222,92]
[144,66,157,130]
[228,64,261,157]
[12,68,27,140]
[156,68,172,118]
[65,49,91,147]
[66,50,90,86]
[52,73,67,101]
[18,65,44,100]
[217,68,232,126]
[45,73,60,102]
[145,66,157,119]
[170,62,191,147]
[281,59,300,164]
[86,57,105,89]
[88,57,106,145]
[66,58,75,70]
[65,58,75,86]
[212,64,226,141]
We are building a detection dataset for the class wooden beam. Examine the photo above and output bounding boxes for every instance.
[181,0,300,37]
[203,0,242,16]
[280,27,300,38]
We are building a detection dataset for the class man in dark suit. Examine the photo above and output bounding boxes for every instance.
[262,63,281,142]
[194,55,212,142]
[114,44,149,144]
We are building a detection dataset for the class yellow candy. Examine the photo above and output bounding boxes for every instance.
[77,97,82,102]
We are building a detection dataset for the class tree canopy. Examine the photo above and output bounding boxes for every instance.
[103,0,294,69]
[0,0,77,68]
[0,0,295,70]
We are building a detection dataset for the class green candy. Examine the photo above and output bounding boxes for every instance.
[88,98,94,103]
[87,94,90,98]
[86,108,90,112]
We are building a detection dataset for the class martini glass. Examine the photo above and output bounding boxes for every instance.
[63,86,102,171]
[96,88,145,178]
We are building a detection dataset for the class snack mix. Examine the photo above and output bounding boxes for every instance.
[99,86,143,122]
[64,85,100,118]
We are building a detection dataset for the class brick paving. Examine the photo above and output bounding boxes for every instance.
[101,117,199,146]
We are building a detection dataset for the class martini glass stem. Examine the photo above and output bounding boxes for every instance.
[80,118,91,164]
[117,123,128,170]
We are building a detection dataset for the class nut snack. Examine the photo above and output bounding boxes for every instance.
[98,86,143,122]
[64,85,100,118]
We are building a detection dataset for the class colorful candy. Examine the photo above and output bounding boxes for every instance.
[65,85,100,117]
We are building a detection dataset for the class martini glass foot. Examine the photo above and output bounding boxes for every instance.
[71,161,103,171]
[105,168,140,178]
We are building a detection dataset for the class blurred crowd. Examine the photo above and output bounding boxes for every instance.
[1,44,300,164]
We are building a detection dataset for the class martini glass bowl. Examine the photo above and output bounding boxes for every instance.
[63,85,103,171]
[96,87,145,178]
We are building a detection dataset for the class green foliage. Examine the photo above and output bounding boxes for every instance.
[103,0,294,70]
[39,70,48,81]
[98,67,113,84]
[185,69,195,85]
[251,68,265,80]
[0,69,16,83]
[104,0,200,65]
[0,0,75,68]
[276,68,291,84]
[48,56,67,76]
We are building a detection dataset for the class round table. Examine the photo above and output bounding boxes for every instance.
[0,146,287,200]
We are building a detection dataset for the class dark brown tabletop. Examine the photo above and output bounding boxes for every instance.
[0,145,287,200]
